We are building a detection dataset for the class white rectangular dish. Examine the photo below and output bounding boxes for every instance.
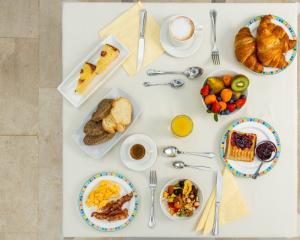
[73,88,142,159]
[58,36,129,108]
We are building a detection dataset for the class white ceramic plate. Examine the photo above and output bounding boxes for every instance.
[160,16,203,58]
[58,35,129,108]
[160,178,203,221]
[79,172,139,232]
[244,15,297,75]
[73,88,142,159]
[120,134,157,171]
[220,118,281,178]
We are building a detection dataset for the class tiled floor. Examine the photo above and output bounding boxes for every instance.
[0,0,299,240]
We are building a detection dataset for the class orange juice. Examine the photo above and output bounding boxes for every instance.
[171,115,193,137]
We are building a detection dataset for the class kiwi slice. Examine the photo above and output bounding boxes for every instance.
[231,75,249,92]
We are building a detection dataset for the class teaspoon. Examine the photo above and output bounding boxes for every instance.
[147,67,203,79]
[172,161,211,171]
[163,146,215,159]
[143,79,185,89]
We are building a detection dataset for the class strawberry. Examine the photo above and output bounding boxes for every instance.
[236,98,246,108]
[227,103,236,112]
[200,85,210,96]
[211,101,221,113]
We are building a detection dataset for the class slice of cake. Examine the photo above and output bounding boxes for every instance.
[225,130,257,162]
[75,44,120,95]
[95,44,120,74]
[75,62,96,95]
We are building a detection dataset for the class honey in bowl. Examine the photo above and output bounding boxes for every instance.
[130,144,146,160]
[171,115,193,137]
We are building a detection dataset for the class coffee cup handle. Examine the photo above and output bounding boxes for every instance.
[195,25,203,32]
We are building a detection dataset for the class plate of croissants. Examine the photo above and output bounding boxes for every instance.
[235,14,297,75]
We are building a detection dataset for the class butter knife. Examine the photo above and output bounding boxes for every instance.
[212,169,222,236]
[137,9,147,71]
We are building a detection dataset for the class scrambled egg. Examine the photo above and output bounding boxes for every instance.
[86,180,120,209]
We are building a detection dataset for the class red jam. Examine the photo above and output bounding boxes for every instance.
[255,141,276,161]
[231,132,254,150]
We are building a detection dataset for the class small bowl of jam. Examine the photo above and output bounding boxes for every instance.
[255,141,277,161]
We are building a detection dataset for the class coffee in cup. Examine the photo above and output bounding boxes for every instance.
[168,15,200,48]
[129,144,146,160]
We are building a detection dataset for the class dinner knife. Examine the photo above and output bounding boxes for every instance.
[137,9,147,71]
[212,169,223,236]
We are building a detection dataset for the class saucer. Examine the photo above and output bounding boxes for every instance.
[120,134,157,171]
[160,17,203,58]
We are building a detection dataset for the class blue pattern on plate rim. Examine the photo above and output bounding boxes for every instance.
[245,15,297,75]
[78,172,139,232]
[219,117,281,178]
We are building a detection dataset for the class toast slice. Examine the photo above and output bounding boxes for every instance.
[111,97,132,126]
[92,99,113,122]
[102,114,117,134]
[225,130,257,162]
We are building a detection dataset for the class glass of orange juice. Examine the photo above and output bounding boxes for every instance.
[171,115,193,137]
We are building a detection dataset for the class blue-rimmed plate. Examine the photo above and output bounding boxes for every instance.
[245,15,297,75]
[220,118,281,178]
[79,172,139,232]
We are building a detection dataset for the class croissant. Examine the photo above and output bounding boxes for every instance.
[235,27,263,73]
[256,15,296,68]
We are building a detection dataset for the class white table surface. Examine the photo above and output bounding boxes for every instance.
[62,2,298,238]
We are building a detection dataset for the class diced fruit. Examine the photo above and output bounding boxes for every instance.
[207,77,225,94]
[236,98,247,108]
[219,101,227,111]
[200,85,209,96]
[231,75,249,92]
[206,104,212,110]
[233,91,242,99]
[220,89,233,103]
[204,94,217,105]
[211,102,221,113]
[227,103,236,112]
[223,75,233,87]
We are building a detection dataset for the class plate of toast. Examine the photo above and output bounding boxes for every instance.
[73,88,142,159]
[235,15,297,75]
[220,118,281,178]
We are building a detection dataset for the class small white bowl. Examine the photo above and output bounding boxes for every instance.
[120,134,157,171]
[201,69,248,115]
[160,178,203,221]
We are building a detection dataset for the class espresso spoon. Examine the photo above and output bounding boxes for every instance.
[147,67,203,79]
[172,161,211,171]
[143,79,185,89]
[163,146,215,159]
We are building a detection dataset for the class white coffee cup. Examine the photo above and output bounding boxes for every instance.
[168,15,202,48]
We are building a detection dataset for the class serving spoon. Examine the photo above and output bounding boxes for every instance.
[143,79,185,89]
[147,67,203,79]
[172,161,211,171]
[163,146,215,159]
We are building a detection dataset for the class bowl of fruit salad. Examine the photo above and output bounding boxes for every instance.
[200,69,249,121]
[160,178,202,220]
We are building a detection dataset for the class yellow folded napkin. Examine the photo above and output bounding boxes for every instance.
[99,2,164,76]
[196,167,249,235]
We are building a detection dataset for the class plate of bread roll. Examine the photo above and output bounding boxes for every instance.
[220,118,281,178]
[235,15,297,75]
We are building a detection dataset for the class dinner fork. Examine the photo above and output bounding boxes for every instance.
[210,9,220,65]
[148,170,157,228]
